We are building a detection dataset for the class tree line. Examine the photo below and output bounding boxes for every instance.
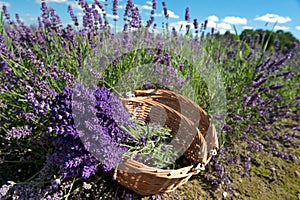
[213,29,299,52]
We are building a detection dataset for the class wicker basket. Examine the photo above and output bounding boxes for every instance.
[113,89,218,196]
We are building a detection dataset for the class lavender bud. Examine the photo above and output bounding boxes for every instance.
[185,7,190,21]
[193,18,198,29]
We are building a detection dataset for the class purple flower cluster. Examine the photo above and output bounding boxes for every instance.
[204,148,233,193]
[48,87,77,137]
[162,2,169,18]
[193,18,199,30]
[47,85,135,176]
[122,0,142,29]
[146,0,156,28]
[6,126,32,140]
[271,132,300,148]
[151,48,188,91]
[2,4,10,20]
[185,7,190,21]
[241,151,251,177]
[94,87,135,141]
[67,5,79,26]
[113,0,118,18]
[130,7,142,28]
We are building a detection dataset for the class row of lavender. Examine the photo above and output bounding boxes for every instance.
[1,0,299,199]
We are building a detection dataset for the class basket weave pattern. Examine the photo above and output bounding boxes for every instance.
[114,89,218,195]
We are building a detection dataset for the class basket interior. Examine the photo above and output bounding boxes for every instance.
[121,94,208,166]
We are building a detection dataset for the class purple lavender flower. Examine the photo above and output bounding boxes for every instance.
[223,123,233,131]
[228,114,243,121]
[82,165,98,179]
[95,0,104,11]
[294,95,300,101]
[146,16,155,28]
[185,8,190,21]
[2,4,10,20]
[162,2,169,18]
[269,84,284,90]
[124,0,133,19]
[204,20,208,30]
[193,18,198,30]
[152,0,157,10]
[53,179,61,186]
[179,62,184,71]
[143,81,154,89]
[67,5,79,26]
[211,27,215,38]
[6,126,32,140]
[292,41,298,49]
[255,34,260,43]
[113,0,118,21]
[251,78,267,87]
[130,7,141,28]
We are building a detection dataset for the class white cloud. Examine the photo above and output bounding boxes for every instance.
[219,29,226,34]
[169,21,194,31]
[222,16,247,25]
[25,13,35,20]
[68,1,83,10]
[243,26,253,30]
[13,13,37,24]
[168,10,180,19]
[153,13,162,17]
[147,27,162,34]
[207,15,219,22]
[106,13,120,20]
[274,25,289,30]
[162,10,179,19]
[254,13,291,24]
[30,17,36,21]
[140,5,152,10]
[296,26,300,31]
[218,29,235,34]
[94,5,107,14]
[146,1,152,5]
[206,20,217,28]
[217,22,231,30]
[118,5,125,9]
[0,1,10,7]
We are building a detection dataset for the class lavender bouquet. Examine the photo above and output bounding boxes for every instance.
[70,84,178,173]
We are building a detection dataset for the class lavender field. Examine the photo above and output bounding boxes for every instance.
[0,0,299,199]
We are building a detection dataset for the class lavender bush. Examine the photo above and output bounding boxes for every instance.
[0,0,299,199]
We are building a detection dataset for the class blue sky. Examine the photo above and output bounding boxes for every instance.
[1,0,300,39]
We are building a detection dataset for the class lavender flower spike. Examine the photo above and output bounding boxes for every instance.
[185,7,190,21]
